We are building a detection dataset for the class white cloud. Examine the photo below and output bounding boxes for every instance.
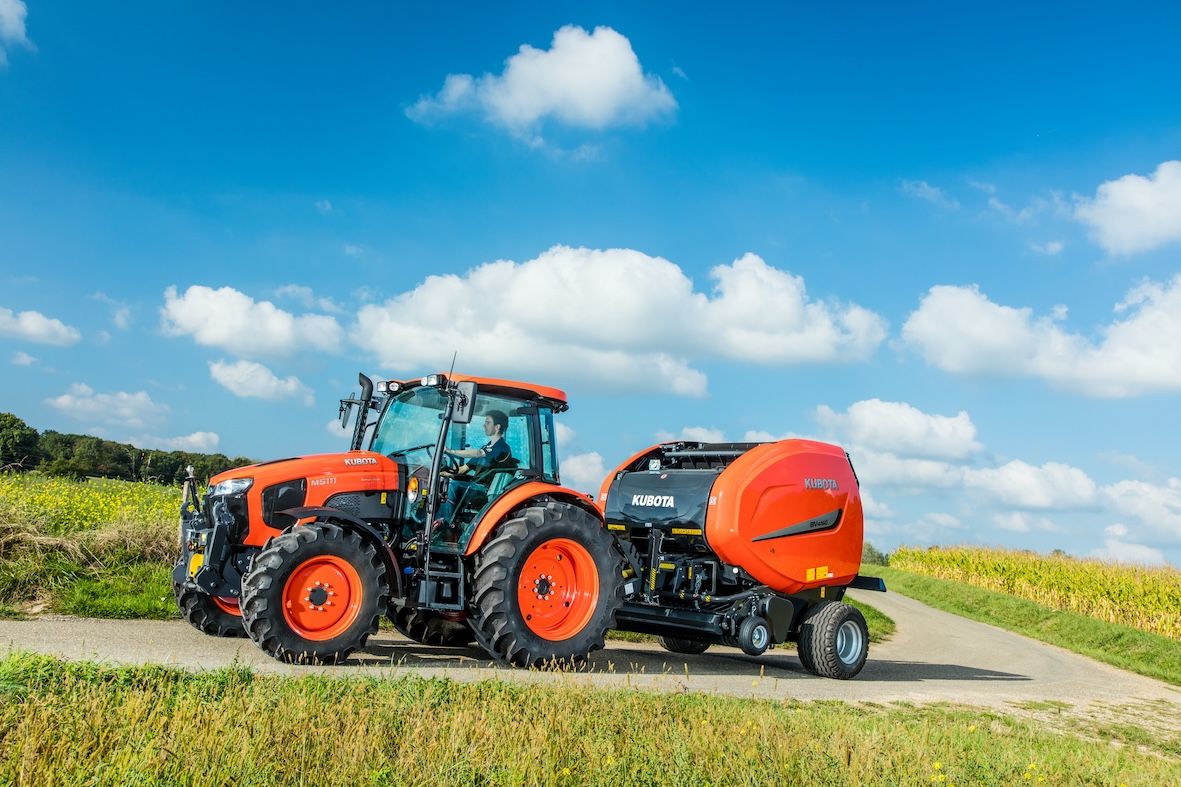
[209,359,313,405]
[162,285,342,357]
[860,489,892,519]
[93,292,132,329]
[0,306,80,345]
[0,0,32,66]
[901,276,1181,397]
[899,180,959,210]
[1090,536,1166,566]
[963,460,1097,510]
[352,246,885,397]
[849,448,964,491]
[136,432,221,453]
[408,25,676,136]
[1075,160,1181,254]
[993,512,1061,533]
[554,422,576,450]
[561,451,607,493]
[10,350,35,365]
[1101,477,1181,545]
[327,418,350,438]
[1104,523,1128,538]
[274,284,343,314]
[657,426,726,443]
[45,384,168,430]
[817,399,981,459]
[1030,240,1064,255]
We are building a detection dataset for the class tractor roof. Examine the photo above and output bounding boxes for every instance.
[430,372,567,409]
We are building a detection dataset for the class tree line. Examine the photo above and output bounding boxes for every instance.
[0,412,252,485]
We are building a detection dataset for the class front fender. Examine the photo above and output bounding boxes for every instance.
[279,505,403,598]
[461,481,603,557]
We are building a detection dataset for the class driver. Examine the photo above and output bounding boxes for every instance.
[434,410,511,529]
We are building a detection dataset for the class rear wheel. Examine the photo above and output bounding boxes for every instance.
[797,601,869,680]
[658,636,711,655]
[469,501,623,668]
[390,605,475,647]
[173,577,246,638]
[241,522,388,664]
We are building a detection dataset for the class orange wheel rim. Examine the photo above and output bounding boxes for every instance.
[517,538,599,641]
[213,596,242,617]
[281,555,364,641]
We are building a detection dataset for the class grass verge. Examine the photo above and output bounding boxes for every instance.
[863,565,1181,686]
[1,652,1176,786]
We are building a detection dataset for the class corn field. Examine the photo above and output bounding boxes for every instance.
[891,546,1181,641]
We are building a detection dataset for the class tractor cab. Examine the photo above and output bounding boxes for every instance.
[355,373,567,554]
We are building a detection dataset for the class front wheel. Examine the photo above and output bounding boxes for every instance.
[797,601,869,679]
[469,501,623,668]
[173,578,246,638]
[241,522,388,664]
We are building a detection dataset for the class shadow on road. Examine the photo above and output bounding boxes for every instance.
[355,638,1029,684]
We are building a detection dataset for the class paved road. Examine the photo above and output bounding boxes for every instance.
[2,590,1178,710]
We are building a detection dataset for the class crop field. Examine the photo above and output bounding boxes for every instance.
[1,652,1178,786]
[890,546,1181,640]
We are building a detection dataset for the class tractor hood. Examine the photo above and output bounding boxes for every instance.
[208,451,399,491]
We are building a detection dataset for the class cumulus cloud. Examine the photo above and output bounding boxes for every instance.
[963,460,1097,510]
[657,426,726,443]
[993,512,1061,533]
[10,350,35,365]
[899,180,958,210]
[554,422,576,450]
[847,448,964,491]
[0,0,32,67]
[209,359,313,405]
[1030,240,1064,256]
[274,284,343,314]
[561,451,607,493]
[1101,477,1181,545]
[1075,160,1181,254]
[408,25,676,136]
[901,276,1181,397]
[136,432,221,452]
[1090,531,1167,566]
[817,399,981,459]
[0,306,81,345]
[352,246,886,397]
[162,285,342,357]
[45,384,168,430]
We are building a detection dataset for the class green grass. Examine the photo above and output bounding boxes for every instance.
[863,565,1181,686]
[0,652,1176,786]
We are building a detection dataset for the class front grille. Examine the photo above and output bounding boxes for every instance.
[262,479,307,529]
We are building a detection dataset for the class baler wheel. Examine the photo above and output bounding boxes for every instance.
[797,601,869,680]
[240,522,388,664]
[390,605,475,647]
[173,579,246,638]
[469,501,624,668]
[658,636,711,655]
[737,615,771,657]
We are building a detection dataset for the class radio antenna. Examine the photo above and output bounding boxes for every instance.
[447,350,458,378]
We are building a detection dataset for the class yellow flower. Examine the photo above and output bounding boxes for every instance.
[933,762,942,770]
[605,757,615,766]
[561,767,571,776]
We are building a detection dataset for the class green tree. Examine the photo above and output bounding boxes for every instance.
[862,542,889,566]
[0,413,40,471]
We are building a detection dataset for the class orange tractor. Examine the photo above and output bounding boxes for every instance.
[174,372,884,678]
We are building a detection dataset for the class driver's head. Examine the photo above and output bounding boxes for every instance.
[485,410,508,438]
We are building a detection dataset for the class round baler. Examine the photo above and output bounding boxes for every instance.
[598,439,884,679]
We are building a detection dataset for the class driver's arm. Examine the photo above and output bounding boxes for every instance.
[445,447,483,459]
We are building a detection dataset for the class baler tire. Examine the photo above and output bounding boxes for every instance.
[468,500,624,668]
[797,601,869,680]
[738,615,771,657]
[173,579,246,638]
[390,605,475,647]
[240,522,388,665]
[658,636,711,655]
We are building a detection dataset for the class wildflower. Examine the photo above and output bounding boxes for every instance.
[933,762,942,770]
[561,767,571,776]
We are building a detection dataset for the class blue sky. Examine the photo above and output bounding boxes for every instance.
[2,2,1181,564]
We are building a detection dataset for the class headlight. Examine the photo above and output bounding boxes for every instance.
[407,476,419,502]
[420,374,446,387]
[210,478,253,496]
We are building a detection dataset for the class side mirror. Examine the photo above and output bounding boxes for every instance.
[339,396,353,429]
[451,381,478,424]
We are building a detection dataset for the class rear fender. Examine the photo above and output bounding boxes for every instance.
[279,505,403,598]
[461,482,603,557]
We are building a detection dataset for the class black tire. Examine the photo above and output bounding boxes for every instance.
[797,601,869,680]
[241,522,388,664]
[390,605,475,647]
[173,578,246,638]
[658,636,711,655]
[469,501,624,668]
[738,616,771,656]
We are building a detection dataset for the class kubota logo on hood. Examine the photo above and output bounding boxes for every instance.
[344,457,378,466]
[632,494,675,508]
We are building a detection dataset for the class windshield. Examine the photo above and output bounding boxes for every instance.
[370,386,448,461]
